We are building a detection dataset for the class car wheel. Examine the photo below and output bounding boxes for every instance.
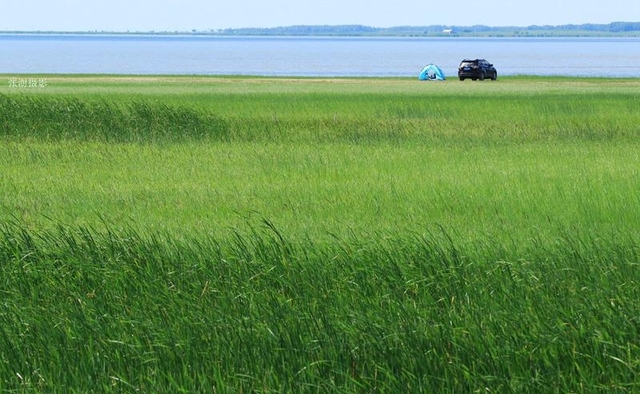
[491,72,497,81]
[459,77,465,81]
[479,72,485,81]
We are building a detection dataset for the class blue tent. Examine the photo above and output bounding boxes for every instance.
[418,64,446,81]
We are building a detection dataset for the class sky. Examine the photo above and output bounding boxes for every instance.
[1,0,638,32]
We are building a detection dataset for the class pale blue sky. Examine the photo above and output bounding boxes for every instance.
[1,0,638,31]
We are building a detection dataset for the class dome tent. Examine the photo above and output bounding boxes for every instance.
[418,64,446,81]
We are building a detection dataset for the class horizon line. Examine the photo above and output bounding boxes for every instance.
[1,20,639,35]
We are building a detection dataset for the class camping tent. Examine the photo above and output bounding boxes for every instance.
[418,64,446,81]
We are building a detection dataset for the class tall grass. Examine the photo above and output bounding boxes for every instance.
[0,94,229,143]
[3,79,640,145]
[0,222,638,392]
[1,76,640,392]
[2,138,639,245]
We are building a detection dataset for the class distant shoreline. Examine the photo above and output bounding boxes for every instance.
[2,21,640,38]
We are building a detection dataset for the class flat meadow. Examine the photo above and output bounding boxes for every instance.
[0,75,639,392]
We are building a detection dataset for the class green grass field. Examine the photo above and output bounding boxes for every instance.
[1,75,639,392]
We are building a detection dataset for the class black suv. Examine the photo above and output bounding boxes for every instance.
[458,59,497,81]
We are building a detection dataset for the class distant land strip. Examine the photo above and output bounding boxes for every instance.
[3,21,640,37]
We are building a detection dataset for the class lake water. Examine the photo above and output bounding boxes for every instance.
[1,34,639,78]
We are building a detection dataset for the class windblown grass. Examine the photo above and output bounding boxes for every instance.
[2,138,638,245]
[1,76,639,392]
[1,222,638,392]
[0,95,228,143]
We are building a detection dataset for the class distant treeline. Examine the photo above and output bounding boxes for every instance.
[213,22,640,36]
[6,21,639,37]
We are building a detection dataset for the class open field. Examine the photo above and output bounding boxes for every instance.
[1,75,639,392]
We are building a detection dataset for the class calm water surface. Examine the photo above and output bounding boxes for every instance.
[1,34,639,77]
